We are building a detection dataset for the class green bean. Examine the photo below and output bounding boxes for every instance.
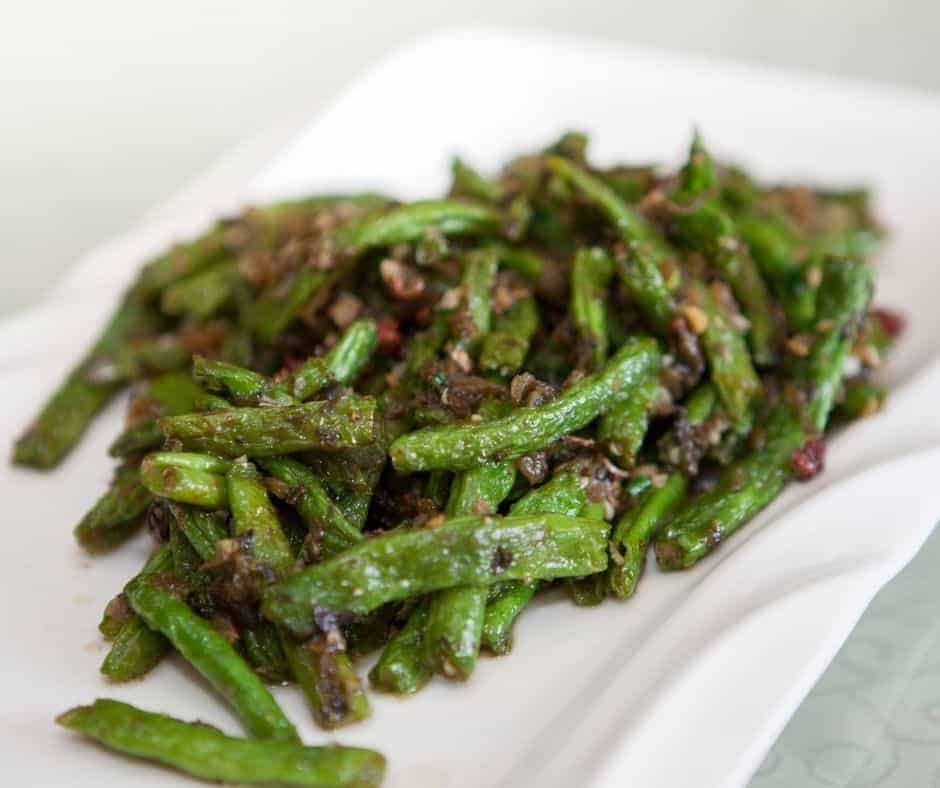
[685,381,718,425]
[100,335,190,384]
[227,459,295,574]
[544,130,590,162]
[738,214,819,331]
[608,472,687,598]
[193,356,295,407]
[246,268,332,344]
[836,380,885,421]
[281,634,370,728]
[509,470,587,517]
[369,601,431,694]
[328,482,374,530]
[57,699,385,787]
[674,131,716,201]
[258,456,363,560]
[74,463,152,552]
[264,512,610,636]
[138,227,231,295]
[444,462,517,518]
[567,572,607,606]
[287,317,379,401]
[160,396,381,457]
[546,157,661,247]
[423,470,452,510]
[228,458,368,726]
[598,375,660,463]
[424,461,517,680]
[673,204,778,366]
[100,616,170,682]
[688,280,760,425]
[479,296,538,377]
[391,336,659,472]
[299,448,386,494]
[598,165,656,204]
[110,371,213,457]
[140,452,229,509]
[160,260,239,320]
[480,469,590,652]
[460,247,499,339]
[333,200,501,253]
[322,318,379,387]
[109,420,165,458]
[100,546,173,681]
[489,244,547,279]
[570,247,614,369]
[169,504,228,562]
[402,311,450,382]
[450,157,502,203]
[126,573,299,742]
[547,156,675,332]
[238,624,288,684]
[800,259,874,432]
[481,583,536,655]
[655,406,804,569]
[565,499,609,605]
[13,293,159,468]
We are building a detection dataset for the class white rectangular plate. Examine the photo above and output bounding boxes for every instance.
[3,28,940,788]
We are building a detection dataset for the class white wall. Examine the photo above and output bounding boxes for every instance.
[2,0,938,315]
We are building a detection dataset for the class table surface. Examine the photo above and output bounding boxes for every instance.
[752,523,940,787]
[5,7,940,785]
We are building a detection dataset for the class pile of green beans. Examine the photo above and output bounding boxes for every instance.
[15,132,898,785]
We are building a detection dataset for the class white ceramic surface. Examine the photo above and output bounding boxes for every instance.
[2,29,939,788]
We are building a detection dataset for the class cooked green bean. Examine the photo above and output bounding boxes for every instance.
[424,461,517,680]
[140,452,229,508]
[481,469,591,652]
[281,633,370,728]
[265,512,610,636]
[479,296,538,376]
[13,293,159,468]
[672,135,778,365]
[570,247,615,369]
[655,406,804,569]
[687,280,760,425]
[74,463,152,552]
[227,459,295,574]
[57,699,385,787]
[369,602,432,694]
[450,157,502,203]
[547,156,675,332]
[800,259,874,432]
[169,504,228,562]
[126,572,299,742]
[390,336,660,472]
[161,260,239,320]
[334,200,501,253]
[100,546,173,681]
[160,397,381,457]
[258,456,363,559]
[609,472,687,597]
[193,356,295,407]
[598,375,660,463]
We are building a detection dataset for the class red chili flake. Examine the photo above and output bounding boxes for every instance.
[791,438,826,481]
[871,307,905,339]
[376,316,402,353]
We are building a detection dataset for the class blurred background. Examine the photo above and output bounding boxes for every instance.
[2,0,939,316]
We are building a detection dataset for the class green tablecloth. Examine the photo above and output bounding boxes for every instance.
[752,524,940,786]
